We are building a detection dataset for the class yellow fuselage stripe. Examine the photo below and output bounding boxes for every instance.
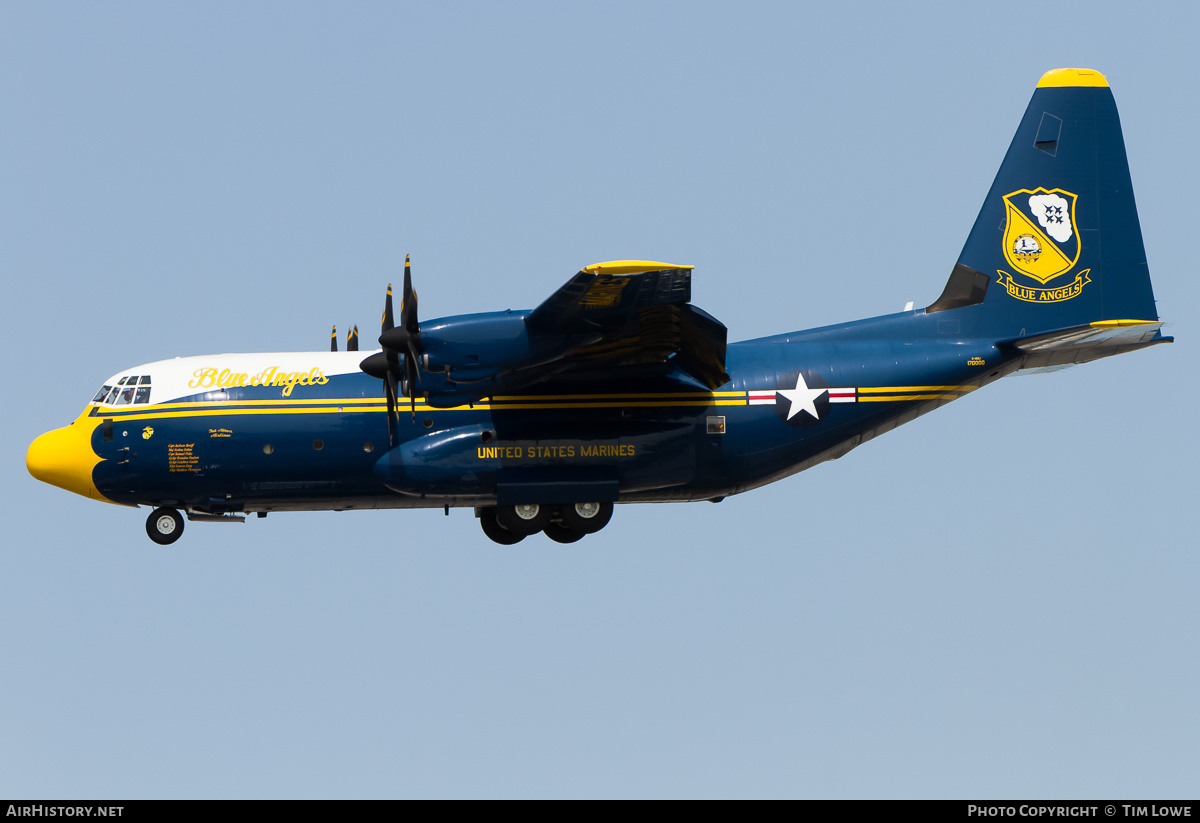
[484,395,744,405]
[92,384,972,421]
[857,394,959,402]
[856,385,972,393]
[95,398,760,422]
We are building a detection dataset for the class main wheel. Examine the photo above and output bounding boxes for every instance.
[543,522,584,544]
[495,503,551,536]
[558,501,613,534]
[146,507,184,545]
[479,506,524,545]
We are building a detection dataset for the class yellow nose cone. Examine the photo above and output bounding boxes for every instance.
[27,412,111,503]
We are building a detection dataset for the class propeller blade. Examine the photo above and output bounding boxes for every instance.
[401,254,418,334]
[384,280,402,442]
[382,284,395,333]
[347,325,358,352]
[405,352,418,420]
[330,325,338,352]
[384,370,398,447]
[386,346,402,440]
[401,255,421,409]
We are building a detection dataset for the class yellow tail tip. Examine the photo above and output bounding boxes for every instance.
[1037,68,1109,88]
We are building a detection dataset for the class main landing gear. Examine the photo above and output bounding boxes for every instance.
[146,507,184,545]
[478,502,613,545]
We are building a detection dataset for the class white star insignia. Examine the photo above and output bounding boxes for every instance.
[777,372,828,421]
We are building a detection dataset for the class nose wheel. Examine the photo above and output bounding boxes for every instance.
[146,507,185,545]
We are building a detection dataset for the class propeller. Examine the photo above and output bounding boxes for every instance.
[330,325,338,352]
[379,255,423,420]
[360,255,424,446]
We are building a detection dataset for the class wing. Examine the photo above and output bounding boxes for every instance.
[370,260,733,408]
[524,261,731,390]
[526,260,695,331]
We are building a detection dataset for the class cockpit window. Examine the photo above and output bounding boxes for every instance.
[94,375,152,405]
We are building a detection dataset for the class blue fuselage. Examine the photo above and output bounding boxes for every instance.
[79,309,1011,515]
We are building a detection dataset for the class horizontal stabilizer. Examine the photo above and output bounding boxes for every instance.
[1008,320,1171,371]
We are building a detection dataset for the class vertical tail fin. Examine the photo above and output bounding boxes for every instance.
[932,69,1162,343]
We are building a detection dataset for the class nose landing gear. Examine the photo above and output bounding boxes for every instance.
[146,507,184,545]
[478,502,614,545]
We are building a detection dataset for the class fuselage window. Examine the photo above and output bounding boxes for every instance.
[117,376,129,385]
[93,386,114,403]
[134,387,152,404]
[115,387,136,406]
[104,387,120,404]
[139,375,151,384]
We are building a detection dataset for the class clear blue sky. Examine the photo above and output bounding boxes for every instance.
[3,1,1196,798]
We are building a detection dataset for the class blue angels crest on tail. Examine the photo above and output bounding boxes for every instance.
[950,67,1159,339]
[999,187,1092,303]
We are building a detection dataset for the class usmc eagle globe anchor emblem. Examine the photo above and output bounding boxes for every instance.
[997,187,1091,303]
